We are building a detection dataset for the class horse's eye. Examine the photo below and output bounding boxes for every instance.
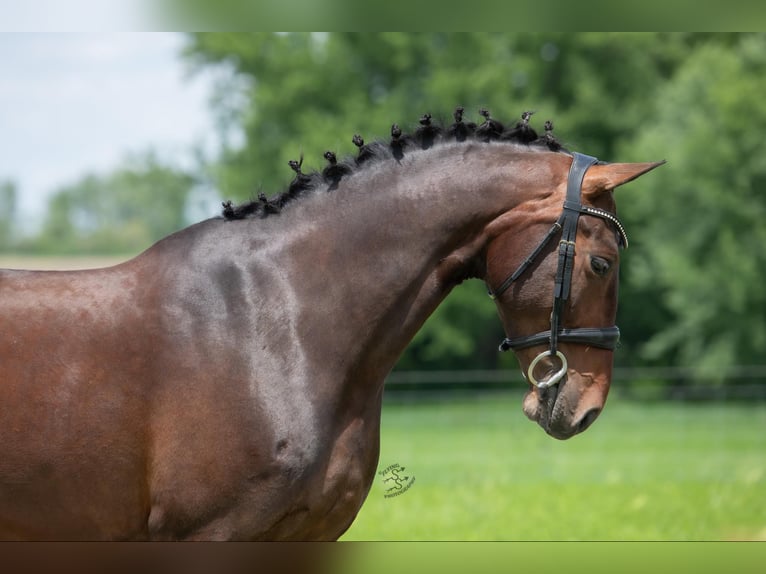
[590,256,611,277]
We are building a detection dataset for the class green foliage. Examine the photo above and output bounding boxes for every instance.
[622,35,766,381]
[25,152,196,255]
[185,33,766,380]
[0,180,17,251]
[183,33,695,199]
[395,280,513,372]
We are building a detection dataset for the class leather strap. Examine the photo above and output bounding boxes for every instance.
[488,152,626,357]
[487,216,564,300]
[549,153,598,353]
[499,326,621,352]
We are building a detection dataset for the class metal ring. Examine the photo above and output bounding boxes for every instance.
[527,350,568,389]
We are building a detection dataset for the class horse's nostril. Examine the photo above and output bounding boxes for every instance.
[577,408,601,433]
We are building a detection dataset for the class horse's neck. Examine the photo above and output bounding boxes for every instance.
[276,145,562,388]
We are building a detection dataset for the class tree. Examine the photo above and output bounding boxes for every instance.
[182,33,764,378]
[620,34,766,382]
[183,33,696,202]
[0,180,17,251]
[30,152,196,255]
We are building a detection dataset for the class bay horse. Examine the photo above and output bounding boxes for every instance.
[0,108,662,540]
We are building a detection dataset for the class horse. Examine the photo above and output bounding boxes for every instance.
[0,108,662,540]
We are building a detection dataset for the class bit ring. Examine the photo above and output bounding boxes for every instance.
[527,350,568,389]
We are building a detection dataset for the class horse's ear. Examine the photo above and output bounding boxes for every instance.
[583,160,665,197]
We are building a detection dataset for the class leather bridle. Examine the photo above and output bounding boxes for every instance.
[487,152,627,389]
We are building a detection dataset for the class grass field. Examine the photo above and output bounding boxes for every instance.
[341,392,766,541]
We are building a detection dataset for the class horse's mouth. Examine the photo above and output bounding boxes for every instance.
[538,383,577,440]
[522,374,601,440]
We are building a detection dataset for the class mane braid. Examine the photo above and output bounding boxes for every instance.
[352,134,376,165]
[389,123,410,161]
[475,108,504,142]
[503,111,538,143]
[533,120,562,151]
[322,151,353,190]
[414,113,442,150]
[447,106,476,142]
[221,107,567,221]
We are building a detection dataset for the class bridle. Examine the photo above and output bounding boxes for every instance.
[487,152,628,389]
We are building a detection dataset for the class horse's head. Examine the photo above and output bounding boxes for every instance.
[486,154,663,439]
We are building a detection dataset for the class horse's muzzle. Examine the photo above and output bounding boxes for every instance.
[522,373,604,440]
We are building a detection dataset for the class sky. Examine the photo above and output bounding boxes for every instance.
[0,33,218,227]
[0,1,145,31]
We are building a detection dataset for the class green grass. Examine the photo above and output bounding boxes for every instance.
[341,392,766,541]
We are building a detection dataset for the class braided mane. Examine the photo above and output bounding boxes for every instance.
[221,107,565,220]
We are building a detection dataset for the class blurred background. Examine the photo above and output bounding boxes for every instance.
[1,33,764,540]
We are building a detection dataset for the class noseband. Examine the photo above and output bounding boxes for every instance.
[487,153,627,389]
